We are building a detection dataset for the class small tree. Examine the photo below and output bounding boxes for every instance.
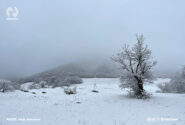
[112,35,157,98]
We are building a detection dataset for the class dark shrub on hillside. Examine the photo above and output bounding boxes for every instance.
[19,72,83,88]
[63,76,82,84]
[50,75,82,88]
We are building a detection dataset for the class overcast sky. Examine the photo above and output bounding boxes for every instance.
[0,0,185,78]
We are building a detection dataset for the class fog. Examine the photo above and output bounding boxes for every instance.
[0,0,185,78]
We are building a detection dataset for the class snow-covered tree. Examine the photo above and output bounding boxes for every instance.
[64,86,77,95]
[0,79,14,92]
[112,35,157,97]
[39,81,47,88]
[158,66,185,93]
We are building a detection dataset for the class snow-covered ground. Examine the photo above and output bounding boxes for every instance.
[0,78,185,125]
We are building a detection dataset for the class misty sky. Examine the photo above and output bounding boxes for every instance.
[0,0,185,78]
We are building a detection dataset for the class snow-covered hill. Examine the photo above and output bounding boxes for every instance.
[0,78,185,125]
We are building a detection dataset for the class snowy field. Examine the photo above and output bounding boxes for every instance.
[0,78,185,125]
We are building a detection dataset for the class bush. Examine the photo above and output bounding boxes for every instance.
[158,67,185,93]
[158,79,185,93]
[39,81,48,88]
[28,84,41,89]
[64,86,77,95]
[27,81,48,90]
[0,79,15,92]
[28,84,37,89]
[157,83,172,93]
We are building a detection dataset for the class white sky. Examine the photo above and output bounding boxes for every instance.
[0,0,185,78]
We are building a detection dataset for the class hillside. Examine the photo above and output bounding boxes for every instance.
[18,62,120,84]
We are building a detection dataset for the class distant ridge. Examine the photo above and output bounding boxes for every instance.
[18,61,120,83]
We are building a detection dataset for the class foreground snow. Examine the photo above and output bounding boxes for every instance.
[0,78,185,125]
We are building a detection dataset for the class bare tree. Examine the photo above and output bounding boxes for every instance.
[112,35,157,97]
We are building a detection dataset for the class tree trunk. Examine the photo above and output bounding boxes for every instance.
[134,76,144,96]
[138,82,144,95]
